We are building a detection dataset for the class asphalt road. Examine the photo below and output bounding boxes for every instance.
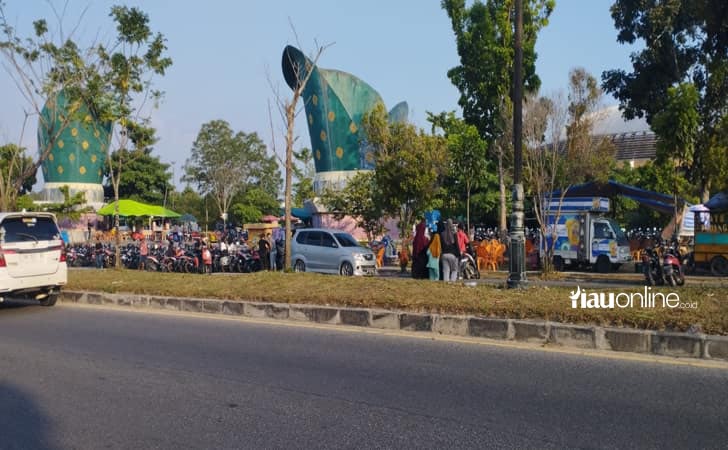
[1,302,727,450]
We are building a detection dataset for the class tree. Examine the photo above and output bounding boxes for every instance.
[104,146,172,205]
[183,120,275,228]
[293,147,315,207]
[321,171,385,242]
[442,0,554,232]
[230,186,281,225]
[362,104,447,238]
[651,82,700,233]
[0,144,36,209]
[428,111,494,233]
[276,41,330,270]
[602,0,728,200]
[524,69,615,272]
[564,68,615,184]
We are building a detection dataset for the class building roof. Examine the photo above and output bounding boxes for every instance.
[606,131,657,162]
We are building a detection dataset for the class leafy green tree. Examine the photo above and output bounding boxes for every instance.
[183,120,278,227]
[45,185,88,222]
[602,0,728,200]
[321,171,385,242]
[651,82,700,231]
[229,186,280,225]
[442,0,554,230]
[103,147,172,205]
[293,147,315,207]
[0,144,36,208]
[362,104,447,238]
[428,111,496,233]
[170,186,205,225]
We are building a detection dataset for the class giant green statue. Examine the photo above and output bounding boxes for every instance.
[38,90,111,207]
[282,45,407,193]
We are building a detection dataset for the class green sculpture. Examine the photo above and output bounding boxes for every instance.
[38,90,111,206]
[282,45,407,192]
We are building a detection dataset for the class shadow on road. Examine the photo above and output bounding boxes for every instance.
[0,382,58,450]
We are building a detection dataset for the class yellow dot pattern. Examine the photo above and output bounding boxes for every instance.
[315,149,321,160]
[84,114,92,123]
[320,130,327,141]
[97,169,102,177]
[308,114,313,125]
[48,153,54,162]
[69,153,75,162]
[94,129,100,138]
[312,95,318,106]
[71,128,78,137]
[57,165,64,174]
[328,111,335,122]
[79,166,86,175]
[336,147,344,159]
[57,140,64,149]
[91,154,97,163]
[349,122,358,134]
[82,140,89,150]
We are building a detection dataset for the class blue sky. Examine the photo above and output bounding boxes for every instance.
[0,0,641,188]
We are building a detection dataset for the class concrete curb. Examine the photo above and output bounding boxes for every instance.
[59,291,727,363]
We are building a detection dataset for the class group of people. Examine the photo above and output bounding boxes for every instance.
[411,218,471,281]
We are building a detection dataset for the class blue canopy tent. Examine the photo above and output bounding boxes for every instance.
[548,180,686,215]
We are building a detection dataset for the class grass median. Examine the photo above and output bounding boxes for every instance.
[67,269,728,335]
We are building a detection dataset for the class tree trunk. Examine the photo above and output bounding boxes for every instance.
[466,181,471,238]
[284,102,295,270]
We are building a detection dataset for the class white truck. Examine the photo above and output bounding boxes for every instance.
[542,197,631,273]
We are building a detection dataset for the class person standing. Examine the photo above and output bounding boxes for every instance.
[441,219,461,281]
[426,231,441,281]
[139,237,148,271]
[267,232,276,271]
[411,219,430,279]
[95,240,104,269]
[87,220,93,241]
[258,233,270,271]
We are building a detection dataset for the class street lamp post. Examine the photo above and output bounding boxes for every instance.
[508,0,527,288]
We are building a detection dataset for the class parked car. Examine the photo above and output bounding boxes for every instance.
[290,228,376,276]
[0,211,67,306]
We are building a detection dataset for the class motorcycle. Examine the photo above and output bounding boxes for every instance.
[642,246,664,286]
[459,243,480,280]
[661,241,685,287]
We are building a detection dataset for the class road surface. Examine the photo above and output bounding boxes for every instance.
[1,302,726,449]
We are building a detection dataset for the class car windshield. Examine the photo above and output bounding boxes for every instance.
[607,219,629,245]
[0,216,60,243]
[334,233,360,247]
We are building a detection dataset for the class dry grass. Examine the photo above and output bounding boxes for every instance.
[68,270,728,335]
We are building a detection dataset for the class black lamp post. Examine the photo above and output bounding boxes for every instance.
[508,0,528,288]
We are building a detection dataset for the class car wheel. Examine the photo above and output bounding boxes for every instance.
[294,259,305,273]
[39,293,58,307]
[710,256,728,276]
[595,255,611,273]
[340,261,354,276]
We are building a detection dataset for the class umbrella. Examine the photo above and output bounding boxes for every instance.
[180,213,197,223]
[97,199,181,218]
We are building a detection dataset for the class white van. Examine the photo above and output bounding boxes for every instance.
[0,212,67,306]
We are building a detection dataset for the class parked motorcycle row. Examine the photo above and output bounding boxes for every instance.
[65,242,280,274]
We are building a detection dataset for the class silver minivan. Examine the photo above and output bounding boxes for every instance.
[291,228,376,276]
[0,212,67,306]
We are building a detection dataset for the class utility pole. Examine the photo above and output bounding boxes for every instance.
[508,0,527,288]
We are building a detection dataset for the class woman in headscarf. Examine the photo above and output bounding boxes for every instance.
[426,228,441,281]
[411,219,430,279]
[440,219,461,281]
